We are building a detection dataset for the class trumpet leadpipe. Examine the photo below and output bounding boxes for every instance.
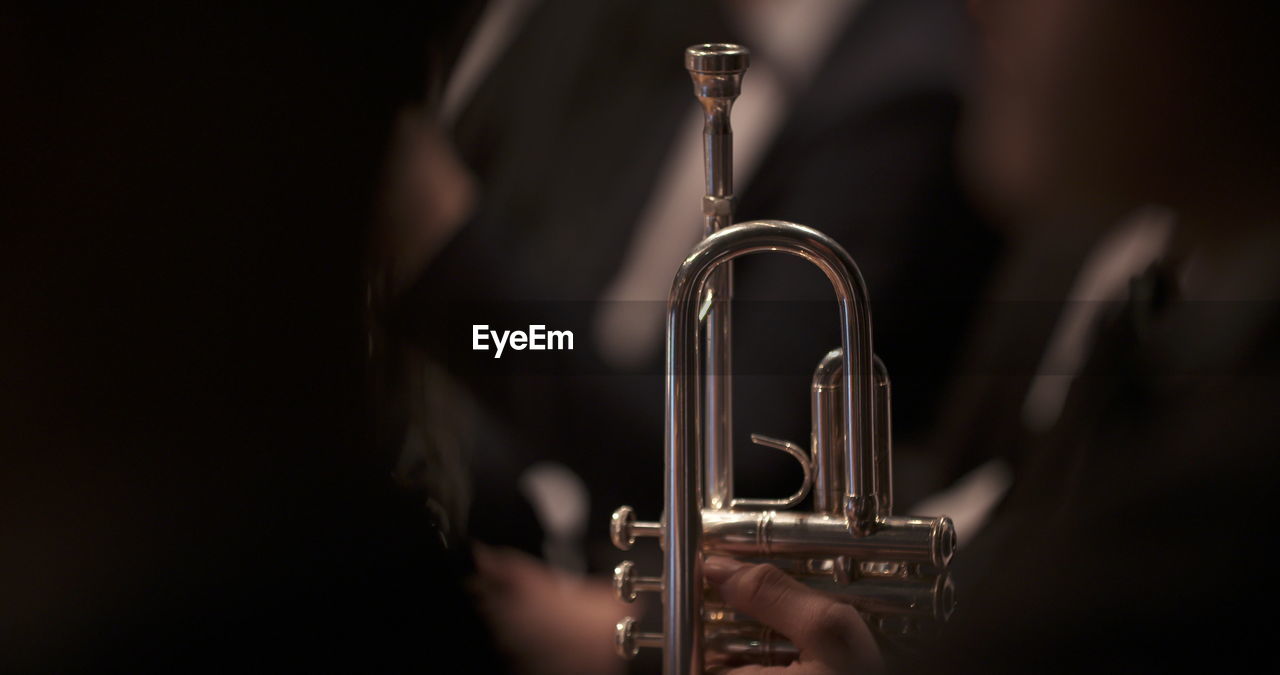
[686,43,749,513]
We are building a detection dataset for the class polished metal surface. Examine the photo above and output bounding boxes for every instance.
[873,357,894,516]
[703,570,956,622]
[615,617,663,659]
[617,617,799,666]
[614,560,662,603]
[811,348,845,515]
[610,504,661,551]
[729,434,813,509]
[792,570,956,621]
[665,219,872,674]
[610,43,957,675]
[700,510,954,568]
[610,506,954,568]
[687,43,748,513]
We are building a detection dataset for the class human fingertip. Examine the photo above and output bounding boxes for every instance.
[703,556,748,584]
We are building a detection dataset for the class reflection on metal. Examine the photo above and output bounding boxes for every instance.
[610,43,957,674]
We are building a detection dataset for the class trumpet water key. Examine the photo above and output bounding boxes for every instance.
[610,44,957,674]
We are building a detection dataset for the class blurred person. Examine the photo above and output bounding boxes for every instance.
[375,2,1000,671]
[698,1,1280,672]
[383,0,998,578]
[1,4,513,672]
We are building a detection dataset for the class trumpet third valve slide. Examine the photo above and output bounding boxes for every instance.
[609,44,957,675]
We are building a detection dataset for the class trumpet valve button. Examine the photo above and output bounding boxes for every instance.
[614,561,637,602]
[615,616,639,659]
[615,616,661,660]
[613,560,661,602]
[610,506,660,550]
[611,506,636,551]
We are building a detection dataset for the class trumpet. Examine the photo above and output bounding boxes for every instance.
[610,44,957,673]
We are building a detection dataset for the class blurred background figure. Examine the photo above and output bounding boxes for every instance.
[615,1,1280,673]
[1,4,510,672]
[375,2,1000,669]
[379,0,998,583]
[902,1,1280,671]
[20,0,1275,673]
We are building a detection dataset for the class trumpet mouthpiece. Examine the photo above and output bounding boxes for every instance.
[684,43,750,75]
[686,44,750,101]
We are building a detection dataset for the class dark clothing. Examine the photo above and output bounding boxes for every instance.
[396,0,1000,567]
[2,5,506,672]
[918,233,1280,672]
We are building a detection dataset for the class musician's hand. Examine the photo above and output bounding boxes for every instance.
[704,556,884,674]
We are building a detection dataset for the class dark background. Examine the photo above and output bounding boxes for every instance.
[1,4,498,671]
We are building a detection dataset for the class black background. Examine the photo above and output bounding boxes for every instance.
[1,4,501,671]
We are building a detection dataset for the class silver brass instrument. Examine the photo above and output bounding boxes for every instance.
[610,44,957,673]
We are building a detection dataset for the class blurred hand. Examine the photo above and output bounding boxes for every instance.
[704,557,884,675]
[471,544,631,675]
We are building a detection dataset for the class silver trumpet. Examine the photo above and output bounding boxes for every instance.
[610,44,957,673]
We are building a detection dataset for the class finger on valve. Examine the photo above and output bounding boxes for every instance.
[704,556,885,674]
